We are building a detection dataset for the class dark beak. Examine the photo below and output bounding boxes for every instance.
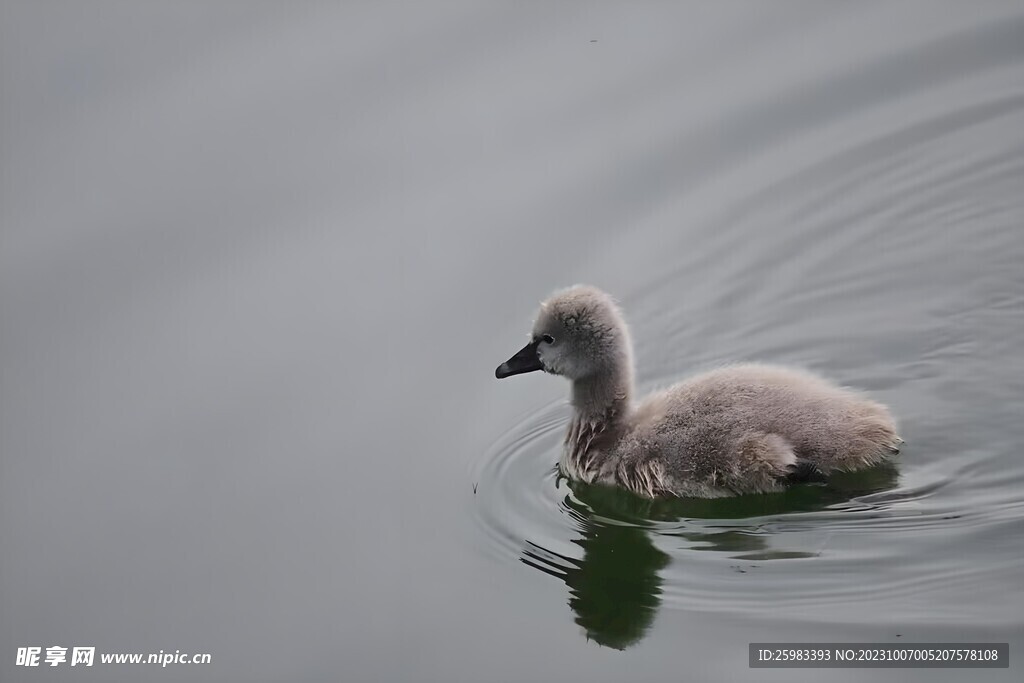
[495,339,544,379]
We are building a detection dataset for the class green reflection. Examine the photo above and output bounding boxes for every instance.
[521,517,669,650]
[521,463,899,649]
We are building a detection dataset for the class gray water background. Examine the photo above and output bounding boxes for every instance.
[2,2,1023,681]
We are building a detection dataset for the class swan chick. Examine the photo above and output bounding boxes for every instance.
[495,285,901,498]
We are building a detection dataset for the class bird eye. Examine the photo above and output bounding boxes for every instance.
[542,334,555,344]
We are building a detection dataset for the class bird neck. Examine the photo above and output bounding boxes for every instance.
[571,368,632,425]
[564,370,631,482]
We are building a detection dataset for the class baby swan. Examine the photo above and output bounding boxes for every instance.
[495,285,901,498]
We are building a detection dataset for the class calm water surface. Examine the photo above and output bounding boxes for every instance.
[2,2,1023,681]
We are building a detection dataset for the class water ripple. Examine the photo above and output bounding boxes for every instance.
[471,2,1024,652]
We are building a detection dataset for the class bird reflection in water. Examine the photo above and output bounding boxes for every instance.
[521,463,899,649]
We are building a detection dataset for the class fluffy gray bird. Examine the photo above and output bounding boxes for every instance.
[496,285,901,498]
